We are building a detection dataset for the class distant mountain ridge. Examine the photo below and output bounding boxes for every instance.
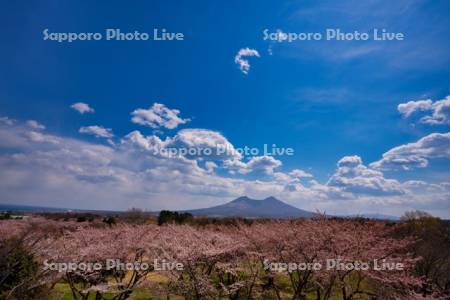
[344,213,400,221]
[0,200,402,220]
[183,196,317,219]
[0,203,120,214]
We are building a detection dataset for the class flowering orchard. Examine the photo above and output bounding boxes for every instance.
[0,217,445,299]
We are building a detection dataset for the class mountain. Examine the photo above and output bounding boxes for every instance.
[1,202,401,221]
[183,196,316,219]
[0,203,70,213]
[345,213,400,221]
[0,203,121,215]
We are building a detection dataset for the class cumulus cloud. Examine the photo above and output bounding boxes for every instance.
[223,155,282,175]
[245,155,282,175]
[0,120,449,217]
[0,116,16,126]
[0,122,232,209]
[0,123,285,207]
[121,130,169,153]
[169,128,242,161]
[79,125,114,139]
[26,120,45,130]
[204,161,218,173]
[401,180,450,192]
[121,128,243,166]
[370,132,450,170]
[398,99,433,118]
[0,123,295,211]
[328,155,404,196]
[25,131,60,145]
[234,48,260,74]
[131,103,190,129]
[398,95,450,124]
[71,102,95,114]
[289,169,313,178]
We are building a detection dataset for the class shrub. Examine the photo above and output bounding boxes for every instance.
[399,211,450,296]
[121,208,153,224]
[102,216,116,226]
[157,210,193,225]
[0,236,47,299]
[0,212,11,220]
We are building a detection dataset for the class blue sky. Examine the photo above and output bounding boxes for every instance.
[0,0,449,217]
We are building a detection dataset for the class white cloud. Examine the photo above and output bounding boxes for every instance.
[121,130,169,153]
[169,128,242,161]
[79,125,114,139]
[289,169,313,178]
[121,128,243,167]
[0,116,15,126]
[26,131,60,145]
[0,123,284,209]
[398,95,450,124]
[245,155,282,175]
[234,48,260,74]
[398,99,433,118]
[222,158,248,174]
[71,102,95,114]
[223,155,282,175]
[370,132,450,170]
[131,103,190,129]
[328,155,404,196]
[205,161,218,173]
[401,180,450,193]
[26,120,45,130]
[421,95,450,125]
[0,120,449,218]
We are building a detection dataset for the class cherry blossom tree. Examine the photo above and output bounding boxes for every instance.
[0,216,432,299]
[240,218,421,300]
